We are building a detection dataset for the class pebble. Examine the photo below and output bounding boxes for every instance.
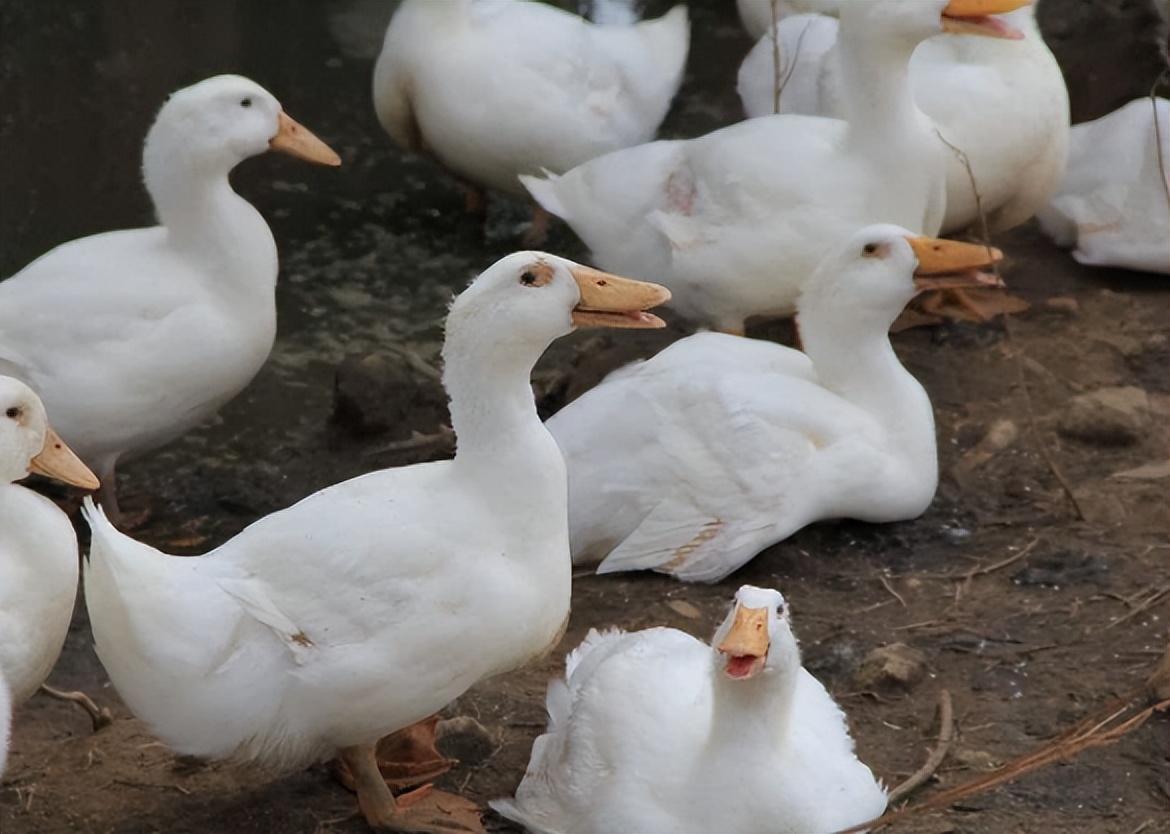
[436,716,497,767]
[854,643,927,691]
[1055,386,1150,447]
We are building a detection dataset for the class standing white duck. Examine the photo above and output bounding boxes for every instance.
[491,585,887,833]
[0,376,101,738]
[737,0,1069,234]
[82,252,670,833]
[546,226,1003,582]
[0,75,340,524]
[523,0,1026,333]
[372,0,689,244]
[1037,97,1170,274]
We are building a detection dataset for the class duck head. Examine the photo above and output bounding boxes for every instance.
[713,585,795,681]
[0,376,98,489]
[143,74,340,179]
[445,251,670,361]
[799,224,1003,330]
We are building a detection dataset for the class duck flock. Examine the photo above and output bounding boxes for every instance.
[1,0,1166,832]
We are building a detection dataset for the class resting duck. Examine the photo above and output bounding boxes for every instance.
[82,252,670,833]
[373,0,689,243]
[1037,97,1170,274]
[546,226,1002,582]
[492,585,887,833]
[523,0,1026,333]
[0,75,340,524]
[737,0,1067,235]
[0,377,100,739]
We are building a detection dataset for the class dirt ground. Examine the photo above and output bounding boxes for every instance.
[2,1,1169,834]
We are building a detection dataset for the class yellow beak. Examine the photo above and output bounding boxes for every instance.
[570,264,672,329]
[28,426,100,490]
[908,236,1006,292]
[941,0,1030,39]
[269,111,342,166]
[717,604,771,679]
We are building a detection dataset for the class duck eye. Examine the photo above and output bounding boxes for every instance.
[240,97,253,108]
[5,406,20,419]
[519,270,537,286]
[862,242,881,257]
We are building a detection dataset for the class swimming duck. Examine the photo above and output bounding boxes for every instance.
[491,585,887,833]
[546,226,1002,582]
[373,0,689,243]
[737,0,1068,234]
[82,253,670,833]
[0,75,340,524]
[0,377,100,734]
[1037,97,1170,274]
[523,0,1025,333]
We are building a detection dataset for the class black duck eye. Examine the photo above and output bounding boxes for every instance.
[862,242,881,257]
[5,406,21,419]
[520,270,537,286]
[240,97,253,108]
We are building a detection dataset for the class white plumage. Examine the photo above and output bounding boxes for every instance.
[492,585,887,833]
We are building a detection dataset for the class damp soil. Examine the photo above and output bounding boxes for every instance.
[2,1,1168,833]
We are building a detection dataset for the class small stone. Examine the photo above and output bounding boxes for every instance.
[1056,386,1149,447]
[1043,297,1079,316]
[436,716,496,767]
[854,643,927,691]
[331,353,447,439]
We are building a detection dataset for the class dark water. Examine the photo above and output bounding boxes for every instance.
[0,0,752,540]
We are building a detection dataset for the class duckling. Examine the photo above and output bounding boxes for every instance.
[0,75,340,524]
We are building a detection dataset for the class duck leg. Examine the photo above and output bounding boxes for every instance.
[340,742,483,834]
[334,715,455,792]
[97,467,150,531]
[38,684,113,731]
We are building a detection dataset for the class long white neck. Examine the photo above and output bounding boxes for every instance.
[799,296,936,466]
[441,323,569,528]
[142,134,278,298]
[835,18,932,150]
[707,648,798,750]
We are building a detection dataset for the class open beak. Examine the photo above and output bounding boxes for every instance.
[941,0,1029,39]
[909,236,1005,293]
[570,264,671,329]
[269,111,342,166]
[717,604,771,680]
[28,426,99,490]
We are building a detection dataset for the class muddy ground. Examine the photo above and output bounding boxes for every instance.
[2,0,1168,833]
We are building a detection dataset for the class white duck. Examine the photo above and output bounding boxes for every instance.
[82,252,670,833]
[491,585,887,833]
[0,377,100,731]
[0,75,340,523]
[736,0,843,40]
[373,0,689,243]
[0,668,10,778]
[1037,97,1170,274]
[737,0,1069,235]
[523,0,1025,334]
[546,226,1002,582]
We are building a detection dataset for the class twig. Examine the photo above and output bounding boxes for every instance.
[832,686,1169,834]
[886,689,954,806]
[1107,585,1170,630]
[953,537,1040,581]
[878,574,907,607]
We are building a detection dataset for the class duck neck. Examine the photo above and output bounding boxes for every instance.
[142,139,277,294]
[442,325,568,514]
[708,655,797,749]
[836,19,929,148]
[799,298,935,460]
